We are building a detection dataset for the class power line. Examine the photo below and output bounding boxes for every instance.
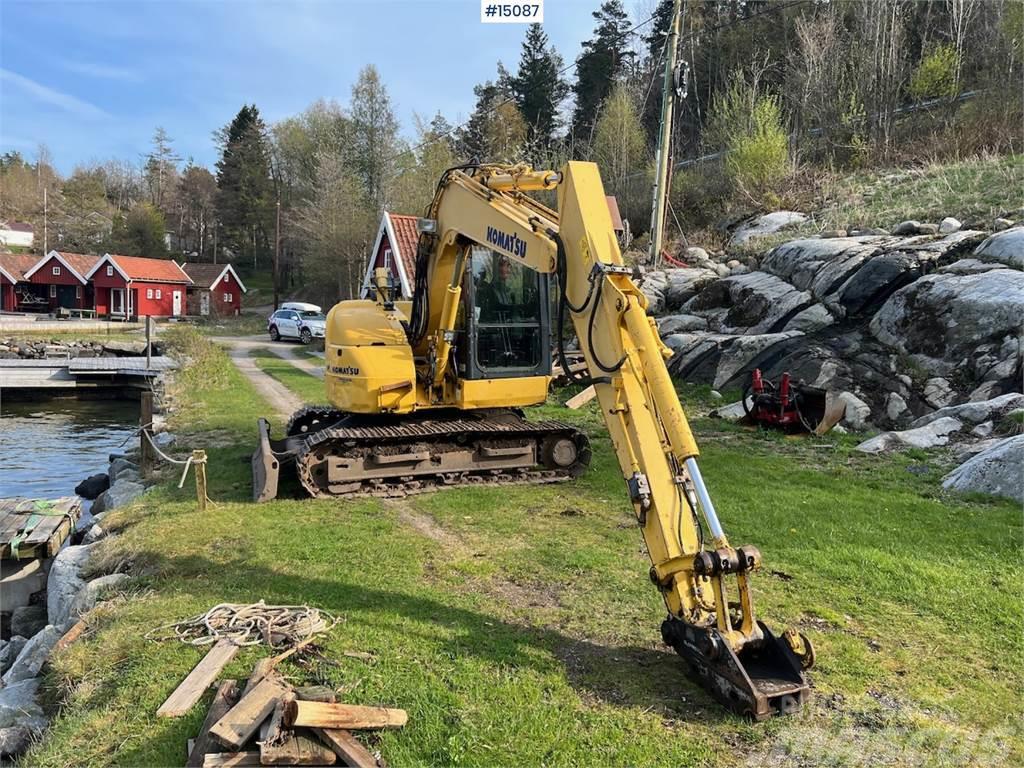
[387,11,659,165]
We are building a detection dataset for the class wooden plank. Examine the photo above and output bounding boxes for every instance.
[565,385,596,409]
[241,658,275,698]
[283,701,407,731]
[187,679,240,768]
[260,692,295,748]
[295,686,336,703]
[158,640,240,718]
[202,752,262,767]
[53,619,88,655]
[209,677,289,750]
[312,729,377,768]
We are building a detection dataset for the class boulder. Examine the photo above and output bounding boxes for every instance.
[855,416,963,453]
[663,268,719,310]
[992,217,1014,231]
[885,392,909,422]
[82,524,106,545]
[74,473,109,500]
[730,211,808,247]
[0,725,33,759]
[657,314,708,335]
[10,605,47,639]
[2,625,61,685]
[685,271,812,334]
[942,435,1024,503]
[923,377,956,408]
[108,457,138,482]
[0,637,27,676]
[971,421,994,438]
[892,220,924,235]
[710,401,748,422]
[939,258,1003,275]
[46,543,96,631]
[67,573,131,623]
[837,392,872,431]
[939,217,962,234]
[93,479,145,515]
[784,304,834,334]
[153,432,175,449]
[910,393,1024,429]
[973,226,1024,269]
[0,679,46,731]
[102,340,147,355]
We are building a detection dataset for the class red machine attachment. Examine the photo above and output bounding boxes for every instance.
[741,369,836,433]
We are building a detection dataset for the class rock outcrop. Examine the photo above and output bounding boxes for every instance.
[942,435,1024,503]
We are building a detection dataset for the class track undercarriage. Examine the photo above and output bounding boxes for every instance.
[253,406,592,502]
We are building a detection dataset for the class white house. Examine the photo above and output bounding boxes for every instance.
[0,221,34,248]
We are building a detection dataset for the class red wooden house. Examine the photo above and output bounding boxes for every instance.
[179,263,247,316]
[359,212,420,300]
[0,253,47,312]
[22,251,99,310]
[86,254,192,319]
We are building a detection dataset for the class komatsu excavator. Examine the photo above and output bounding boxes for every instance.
[252,161,814,719]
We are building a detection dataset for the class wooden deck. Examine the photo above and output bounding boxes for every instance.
[0,497,82,559]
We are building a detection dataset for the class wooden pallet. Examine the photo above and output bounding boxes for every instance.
[0,497,82,559]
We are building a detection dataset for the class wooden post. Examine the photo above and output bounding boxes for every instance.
[146,315,153,369]
[140,391,154,479]
[193,449,208,511]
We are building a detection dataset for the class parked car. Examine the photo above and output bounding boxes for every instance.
[268,308,326,344]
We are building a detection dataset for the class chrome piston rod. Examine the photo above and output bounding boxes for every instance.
[684,456,725,541]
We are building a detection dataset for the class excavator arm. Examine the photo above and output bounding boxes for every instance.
[412,161,814,719]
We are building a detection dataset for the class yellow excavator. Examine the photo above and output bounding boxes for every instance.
[252,161,814,719]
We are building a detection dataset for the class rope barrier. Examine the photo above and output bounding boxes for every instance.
[145,601,343,649]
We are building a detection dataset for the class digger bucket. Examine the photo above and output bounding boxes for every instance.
[804,388,847,435]
[252,418,283,502]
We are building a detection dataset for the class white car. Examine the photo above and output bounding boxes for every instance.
[268,308,326,344]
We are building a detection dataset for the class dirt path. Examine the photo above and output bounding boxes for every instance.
[217,334,324,379]
[216,335,305,420]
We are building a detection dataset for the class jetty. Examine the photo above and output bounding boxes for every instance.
[0,356,177,390]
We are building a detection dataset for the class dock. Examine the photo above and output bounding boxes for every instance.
[0,356,177,389]
[0,497,82,559]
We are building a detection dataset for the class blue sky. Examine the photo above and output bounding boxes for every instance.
[0,0,644,175]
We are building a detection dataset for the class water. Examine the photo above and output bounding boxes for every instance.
[0,398,139,510]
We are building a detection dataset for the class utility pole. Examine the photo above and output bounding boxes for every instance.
[649,0,684,269]
[43,187,48,255]
[273,195,281,310]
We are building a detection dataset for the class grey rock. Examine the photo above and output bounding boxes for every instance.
[0,725,34,758]
[892,220,924,235]
[850,227,889,236]
[939,258,1003,275]
[102,340,147,355]
[993,217,1014,231]
[0,637,27,676]
[969,380,1003,402]
[923,377,956,408]
[0,679,46,731]
[10,605,47,639]
[46,543,96,630]
[108,457,138,482]
[709,390,723,401]
[710,401,748,422]
[684,246,709,262]
[730,211,808,247]
[68,573,131,623]
[971,421,994,438]
[818,229,847,238]
[657,314,708,335]
[685,271,812,334]
[939,217,962,234]
[89,491,107,517]
[885,392,909,422]
[94,479,145,515]
[116,468,140,484]
[82,524,106,544]
[911,393,1024,429]
[973,226,1024,269]
[855,416,963,453]
[943,435,1024,503]
[730,264,751,275]
[74,473,109,500]
[726,259,741,269]
[784,303,834,334]
[153,432,175,449]
[712,332,805,389]
[2,625,61,685]
[663,268,719,310]
[837,392,872,431]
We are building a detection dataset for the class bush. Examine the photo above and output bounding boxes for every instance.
[707,75,789,192]
[909,44,959,101]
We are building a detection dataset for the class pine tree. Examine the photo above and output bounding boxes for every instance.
[144,127,181,210]
[646,0,674,59]
[571,0,635,149]
[510,24,569,149]
[215,104,274,265]
[350,65,399,213]
[457,74,527,162]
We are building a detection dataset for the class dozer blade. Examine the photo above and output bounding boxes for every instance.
[252,417,284,502]
[661,619,812,720]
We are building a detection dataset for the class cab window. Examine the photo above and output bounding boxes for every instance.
[471,249,542,372]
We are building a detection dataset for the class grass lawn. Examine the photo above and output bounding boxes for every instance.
[26,330,1023,767]
[249,346,326,404]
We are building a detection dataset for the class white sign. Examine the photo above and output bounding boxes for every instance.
[481,0,543,23]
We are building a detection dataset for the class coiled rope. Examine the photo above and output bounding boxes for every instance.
[145,601,342,648]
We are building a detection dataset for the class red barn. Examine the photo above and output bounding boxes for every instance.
[22,251,99,310]
[179,263,247,316]
[86,254,192,319]
[360,212,420,300]
[0,253,47,312]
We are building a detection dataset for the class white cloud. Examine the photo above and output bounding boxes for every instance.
[61,60,142,83]
[0,68,110,120]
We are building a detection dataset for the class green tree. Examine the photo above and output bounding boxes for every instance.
[909,44,959,100]
[458,69,528,162]
[108,203,168,257]
[177,163,217,258]
[144,127,181,210]
[571,0,634,149]
[392,113,457,215]
[215,105,274,266]
[510,24,569,149]
[60,166,113,250]
[350,65,399,213]
[707,74,788,190]
[645,0,674,59]
[591,84,648,227]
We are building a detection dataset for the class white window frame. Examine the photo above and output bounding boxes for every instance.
[224,292,232,302]
[223,274,230,283]
[155,289,162,300]
[52,265,60,276]
[106,265,114,277]
[75,286,81,299]
[146,288,154,299]
[383,247,392,269]
[49,284,56,298]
